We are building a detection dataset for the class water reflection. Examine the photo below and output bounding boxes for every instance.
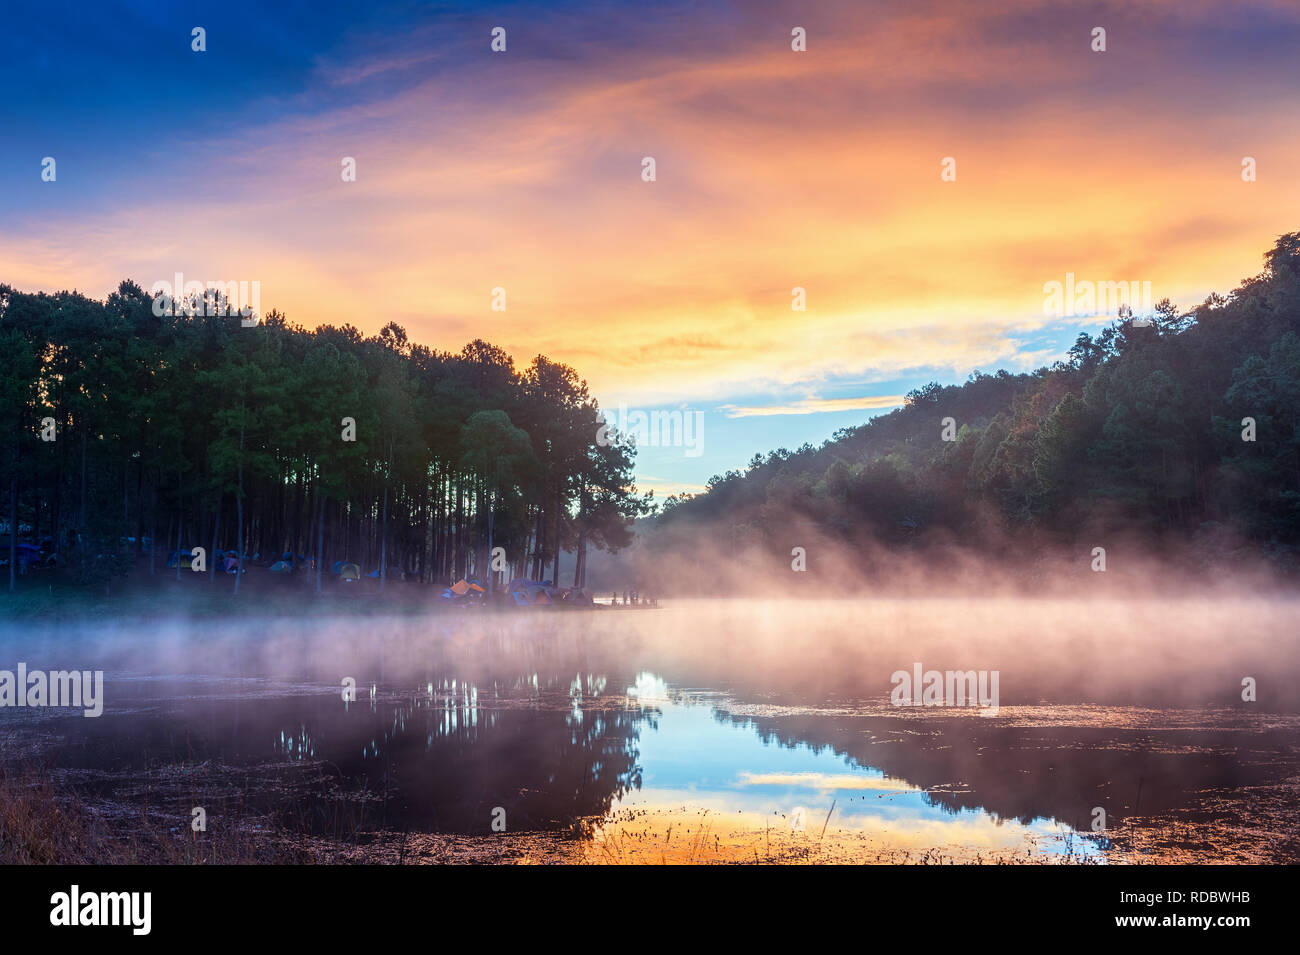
[2,598,1297,861]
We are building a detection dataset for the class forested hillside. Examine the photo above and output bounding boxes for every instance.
[651,233,1300,583]
[0,281,647,593]
[7,233,1300,600]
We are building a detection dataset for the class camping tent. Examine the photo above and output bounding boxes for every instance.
[339,562,361,581]
[506,578,558,606]
[269,560,293,574]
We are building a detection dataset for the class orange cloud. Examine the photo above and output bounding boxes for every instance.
[4,0,1298,409]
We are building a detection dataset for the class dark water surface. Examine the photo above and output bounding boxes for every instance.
[3,598,1298,862]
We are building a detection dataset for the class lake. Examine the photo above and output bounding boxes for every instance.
[2,597,1297,863]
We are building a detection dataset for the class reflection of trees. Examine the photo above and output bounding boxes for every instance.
[720,711,1281,829]
[31,622,652,848]
[43,665,654,837]
[356,682,651,833]
[263,667,654,834]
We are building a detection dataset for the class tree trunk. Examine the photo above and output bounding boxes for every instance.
[134,450,145,556]
[8,472,17,593]
[315,484,325,595]
[552,487,562,586]
[574,529,585,588]
[209,487,223,582]
[380,481,388,594]
[149,485,158,576]
[486,485,495,594]
[234,484,244,595]
[380,439,391,593]
[79,429,87,533]
[175,479,183,583]
[291,468,303,569]
[233,424,245,596]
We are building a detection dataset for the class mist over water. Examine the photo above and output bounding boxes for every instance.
[3,593,1298,862]
[10,593,1299,707]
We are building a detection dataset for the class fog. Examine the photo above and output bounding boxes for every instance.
[608,502,1291,600]
[4,587,1297,864]
[3,592,1297,714]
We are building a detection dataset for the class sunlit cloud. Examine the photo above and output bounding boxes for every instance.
[632,476,711,497]
[4,0,1299,460]
[722,396,908,418]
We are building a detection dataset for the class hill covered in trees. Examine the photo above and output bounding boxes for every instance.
[0,281,647,595]
[6,232,1300,601]
[646,233,1300,590]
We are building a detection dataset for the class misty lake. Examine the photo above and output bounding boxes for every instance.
[3,597,1298,863]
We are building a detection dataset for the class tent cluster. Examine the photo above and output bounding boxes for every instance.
[438,577,487,604]
[506,578,592,608]
[433,576,593,609]
[161,548,379,583]
[269,552,310,574]
[331,560,362,581]
[166,548,253,573]
[509,578,552,606]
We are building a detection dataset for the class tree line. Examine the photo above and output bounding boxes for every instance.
[0,280,649,594]
[654,232,1300,574]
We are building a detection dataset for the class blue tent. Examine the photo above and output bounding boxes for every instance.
[4,543,43,571]
[507,578,549,592]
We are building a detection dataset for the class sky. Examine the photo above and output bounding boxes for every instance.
[2,0,1299,497]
